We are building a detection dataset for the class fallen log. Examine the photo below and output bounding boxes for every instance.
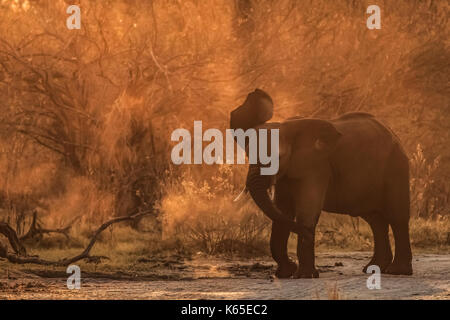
[0,211,152,266]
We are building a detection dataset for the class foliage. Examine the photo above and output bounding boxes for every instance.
[0,0,447,255]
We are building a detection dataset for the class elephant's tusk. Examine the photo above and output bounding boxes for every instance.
[233,187,250,203]
[234,186,275,203]
[269,185,275,201]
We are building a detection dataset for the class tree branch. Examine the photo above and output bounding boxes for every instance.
[0,223,27,255]
[0,211,153,266]
[19,211,79,241]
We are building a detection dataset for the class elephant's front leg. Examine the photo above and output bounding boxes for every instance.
[271,178,297,278]
[295,225,319,278]
[292,177,327,279]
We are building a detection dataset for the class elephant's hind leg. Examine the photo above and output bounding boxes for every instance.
[386,220,412,275]
[362,214,393,273]
[271,178,297,278]
[384,145,413,275]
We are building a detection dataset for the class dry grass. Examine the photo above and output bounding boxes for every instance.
[160,165,269,256]
[12,210,449,264]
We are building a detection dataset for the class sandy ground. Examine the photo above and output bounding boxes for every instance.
[1,252,449,300]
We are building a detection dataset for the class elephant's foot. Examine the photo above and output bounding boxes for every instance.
[293,266,319,279]
[275,260,297,279]
[362,257,392,273]
[384,260,413,275]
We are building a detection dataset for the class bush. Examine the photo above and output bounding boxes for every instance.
[410,144,449,218]
[160,165,269,256]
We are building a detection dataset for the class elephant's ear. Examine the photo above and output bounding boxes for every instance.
[252,122,282,157]
[280,118,342,154]
[252,122,289,177]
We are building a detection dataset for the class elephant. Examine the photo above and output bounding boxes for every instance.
[230,91,413,279]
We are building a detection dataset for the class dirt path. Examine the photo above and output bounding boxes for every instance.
[1,252,449,300]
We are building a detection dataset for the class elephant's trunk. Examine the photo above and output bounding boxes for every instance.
[245,165,302,235]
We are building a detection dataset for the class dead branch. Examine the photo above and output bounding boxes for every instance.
[19,211,79,241]
[0,211,152,266]
[0,222,27,255]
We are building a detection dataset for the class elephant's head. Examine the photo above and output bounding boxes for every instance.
[230,89,273,132]
[230,88,275,202]
[230,94,341,234]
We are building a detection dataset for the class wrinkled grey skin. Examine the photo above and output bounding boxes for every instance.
[242,112,412,278]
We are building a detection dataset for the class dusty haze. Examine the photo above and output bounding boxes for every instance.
[0,0,448,299]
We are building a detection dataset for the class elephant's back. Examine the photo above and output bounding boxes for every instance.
[331,113,402,154]
[326,113,403,213]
